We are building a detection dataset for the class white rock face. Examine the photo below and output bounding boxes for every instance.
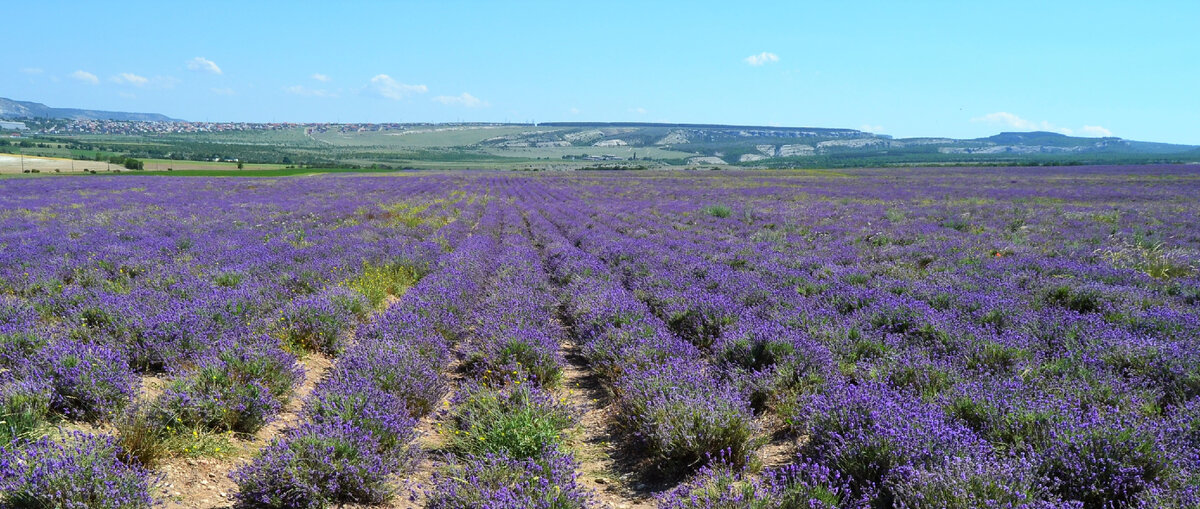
[778,144,815,157]
[816,138,890,150]
[939,145,1086,155]
[756,144,777,156]
[535,141,571,147]
[688,156,726,165]
[657,130,689,145]
[593,139,628,147]
[564,130,605,143]
[903,138,955,146]
[739,153,768,162]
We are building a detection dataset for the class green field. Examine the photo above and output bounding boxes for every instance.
[310,125,563,148]
[138,159,291,171]
[7,122,1197,174]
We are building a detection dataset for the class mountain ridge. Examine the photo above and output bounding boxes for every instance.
[0,97,182,122]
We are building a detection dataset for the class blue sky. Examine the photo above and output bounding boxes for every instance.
[5,1,1199,143]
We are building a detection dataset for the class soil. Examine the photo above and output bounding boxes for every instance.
[560,339,657,509]
[397,357,464,509]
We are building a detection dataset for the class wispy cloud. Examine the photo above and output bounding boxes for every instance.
[187,57,222,75]
[286,85,337,98]
[211,87,236,96]
[629,107,647,115]
[433,92,486,107]
[111,73,149,86]
[972,112,1073,135]
[71,70,99,84]
[971,112,1116,138]
[1080,125,1113,137]
[744,52,779,66]
[569,107,581,115]
[368,74,427,100]
[311,73,331,82]
[20,67,43,75]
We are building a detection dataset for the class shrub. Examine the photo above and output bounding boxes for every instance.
[210,335,305,401]
[463,331,563,388]
[232,419,397,508]
[704,205,733,218]
[112,404,235,468]
[1039,285,1105,314]
[147,336,298,434]
[39,339,137,422]
[795,381,988,504]
[0,379,52,444]
[0,296,39,329]
[332,339,446,418]
[443,379,575,460]
[1036,412,1170,508]
[0,432,157,508]
[616,364,757,475]
[658,458,869,509]
[274,288,367,355]
[715,321,833,413]
[303,375,419,453]
[665,294,740,350]
[886,456,1071,509]
[426,448,592,509]
[0,330,48,372]
[342,262,421,308]
[150,361,279,434]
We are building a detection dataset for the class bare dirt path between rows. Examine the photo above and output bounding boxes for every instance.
[156,295,403,507]
[559,339,655,509]
[396,355,465,509]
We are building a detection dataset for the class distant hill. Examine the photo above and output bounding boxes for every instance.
[0,97,182,122]
[467,124,1200,166]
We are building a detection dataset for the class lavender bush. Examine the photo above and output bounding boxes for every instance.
[232,419,396,507]
[0,432,158,508]
[425,448,592,509]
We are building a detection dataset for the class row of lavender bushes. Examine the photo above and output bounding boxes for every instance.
[0,177,458,506]
[231,201,492,506]
[423,206,594,508]
[528,206,761,479]
[528,173,1200,508]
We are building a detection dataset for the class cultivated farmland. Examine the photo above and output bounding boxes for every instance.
[2,166,1199,508]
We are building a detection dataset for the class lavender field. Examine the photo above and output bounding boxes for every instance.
[2,166,1199,508]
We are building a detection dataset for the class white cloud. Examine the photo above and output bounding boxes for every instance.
[744,52,780,66]
[187,57,222,75]
[860,124,884,133]
[111,73,149,86]
[311,73,331,82]
[71,70,99,84]
[20,67,43,75]
[1080,125,1113,137]
[569,107,580,115]
[286,85,337,98]
[629,107,647,115]
[368,74,427,100]
[971,112,1073,135]
[433,92,486,107]
[211,87,235,96]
